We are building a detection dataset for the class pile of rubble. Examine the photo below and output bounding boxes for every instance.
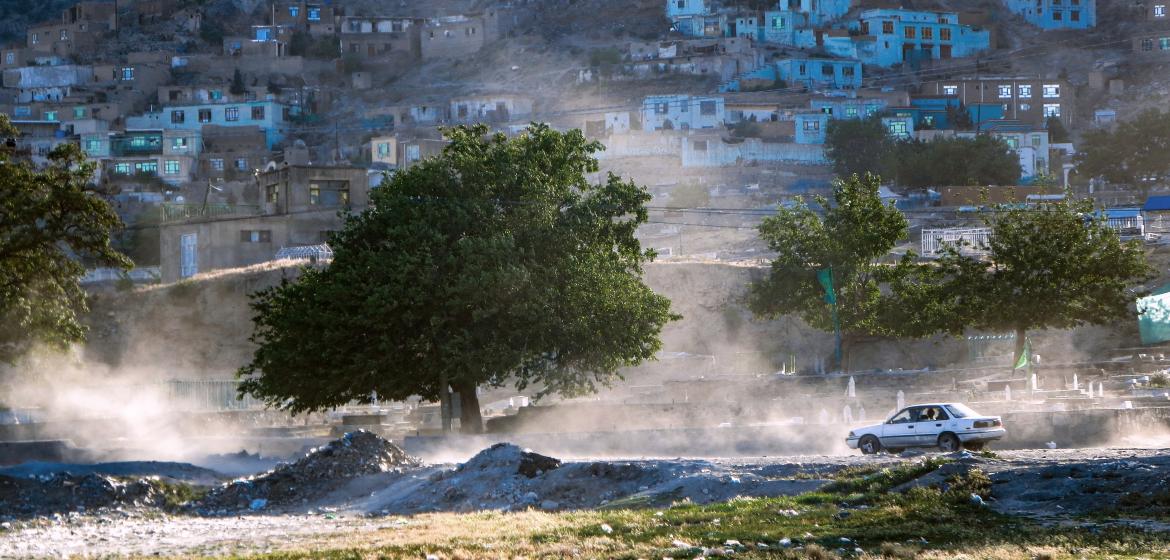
[0,472,175,518]
[195,430,418,513]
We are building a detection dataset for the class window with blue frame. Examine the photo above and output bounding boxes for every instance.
[164,160,181,175]
[114,163,131,174]
[136,161,158,174]
[289,6,299,17]
[308,7,321,21]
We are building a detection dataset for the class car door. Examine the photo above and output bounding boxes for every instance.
[880,408,919,448]
[915,406,950,446]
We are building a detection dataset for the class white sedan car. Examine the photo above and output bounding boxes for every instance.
[845,402,1006,454]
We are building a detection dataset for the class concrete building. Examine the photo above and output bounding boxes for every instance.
[642,95,726,131]
[1002,0,1096,29]
[370,134,398,167]
[199,126,271,181]
[919,77,1075,128]
[27,1,117,58]
[775,57,862,90]
[159,165,369,282]
[761,10,815,47]
[449,94,533,123]
[340,16,422,60]
[795,112,829,144]
[847,9,991,67]
[2,65,96,103]
[809,96,887,119]
[421,14,491,60]
[126,100,289,149]
[273,1,340,35]
[80,128,202,186]
[1133,33,1170,60]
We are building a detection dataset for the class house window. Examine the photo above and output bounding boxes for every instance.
[31,33,38,45]
[1142,38,1154,51]
[235,157,248,170]
[845,106,859,117]
[14,106,29,117]
[1161,37,1170,50]
[377,142,391,157]
[172,137,188,151]
[171,110,185,124]
[135,161,158,174]
[121,67,134,80]
[85,139,102,152]
[904,26,916,39]
[1043,104,1061,117]
[654,102,668,114]
[240,230,272,243]
[225,107,240,122]
[252,106,265,120]
[164,160,181,175]
[888,120,908,135]
[677,0,685,7]
[210,90,223,101]
[998,85,1012,98]
[798,63,807,75]
[1053,11,1062,21]
[5,52,14,64]
[1018,84,1032,98]
[73,107,85,118]
[803,120,820,131]
[198,109,212,123]
[699,100,716,115]
[114,163,131,174]
[309,181,350,206]
[821,65,833,76]
[289,6,299,17]
[772,16,785,29]
[1043,84,1060,98]
[1004,136,1019,149]
[680,100,689,112]
[940,28,951,41]
[308,7,321,21]
[1032,134,1043,146]
[44,111,57,121]
[922,27,933,40]
[1020,103,1031,111]
[211,158,224,171]
[1070,10,1079,21]
[266,184,278,203]
[1157,5,1167,17]
[882,21,893,34]
[60,29,68,41]
[245,91,257,101]
[942,85,957,95]
[842,66,854,76]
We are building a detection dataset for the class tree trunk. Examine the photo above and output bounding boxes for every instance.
[1013,326,1027,368]
[455,381,483,435]
[840,337,851,374]
[439,371,451,433]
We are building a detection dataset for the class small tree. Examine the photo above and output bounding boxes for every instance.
[230,68,246,95]
[238,124,678,433]
[748,173,910,370]
[1077,109,1170,193]
[938,197,1153,364]
[0,119,130,363]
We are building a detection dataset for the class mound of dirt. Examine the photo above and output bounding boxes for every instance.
[196,431,418,513]
[0,472,177,518]
[458,443,562,478]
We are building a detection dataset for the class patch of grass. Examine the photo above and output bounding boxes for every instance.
[153,480,209,509]
[822,457,952,495]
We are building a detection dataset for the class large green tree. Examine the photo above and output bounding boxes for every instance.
[238,124,678,433]
[930,198,1153,364]
[0,123,129,363]
[748,173,911,371]
[1078,109,1170,193]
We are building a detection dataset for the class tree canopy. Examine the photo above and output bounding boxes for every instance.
[748,174,912,370]
[824,117,1021,187]
[1077,109,1170,191]
[238,124,678,433]
[0,118,129,364]
[916,197,1154,363]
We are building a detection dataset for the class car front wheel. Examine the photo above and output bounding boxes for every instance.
[859,435,881,455]
[938,433,961,452]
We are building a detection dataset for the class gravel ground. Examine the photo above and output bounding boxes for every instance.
[1,447,1167,558]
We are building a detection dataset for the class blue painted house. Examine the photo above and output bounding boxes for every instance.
[848,9,991,67]
[126,100,289,150]
[795,112,829,144]
[1002,0,1096,29]
[761,10,816,47]
[775,57,863,91]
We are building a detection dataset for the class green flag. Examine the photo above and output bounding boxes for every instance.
[816,268,836,305]
[1013,338,1031,369]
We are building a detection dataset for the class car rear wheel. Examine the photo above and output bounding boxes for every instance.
[938,433,961,452]
[859,435,881,455]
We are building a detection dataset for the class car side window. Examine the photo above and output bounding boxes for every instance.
[888,410,912,424]
[932,407,950,420]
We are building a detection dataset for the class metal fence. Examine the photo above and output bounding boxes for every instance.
[921,227,992,256]
[160,203,261,224]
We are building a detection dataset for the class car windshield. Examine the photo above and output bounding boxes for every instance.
[944,403,980,418]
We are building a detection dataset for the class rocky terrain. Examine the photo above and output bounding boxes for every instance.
[1,430,1169,558]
